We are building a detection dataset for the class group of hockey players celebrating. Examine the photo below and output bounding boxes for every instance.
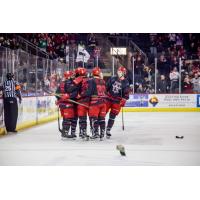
[55,66,130,141]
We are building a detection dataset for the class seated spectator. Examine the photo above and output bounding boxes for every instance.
[143,76,153,93]
[136,84,145,93]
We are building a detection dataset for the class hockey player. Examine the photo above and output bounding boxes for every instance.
[105,66,130,138]
[56,70,78,138]
[67,71,79,138]
[73,67,91,139]
[87,67,107,140]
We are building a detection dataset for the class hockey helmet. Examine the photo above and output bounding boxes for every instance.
[64,70,74,79]
[117,66,127,75]
[75,67,87,76]
[92,67,101,76]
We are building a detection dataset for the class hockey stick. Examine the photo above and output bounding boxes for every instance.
[121,107,125,131]
[65,98,89,108]
[57,106,62,133]
[54,92,89,108]
[120,81,125,131]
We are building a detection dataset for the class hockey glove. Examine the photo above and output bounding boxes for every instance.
[60,93,70,101]
[120,98,126,107]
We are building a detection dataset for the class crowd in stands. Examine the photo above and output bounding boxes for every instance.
[1,33,200,94]
[0,33,99,62]
[0,34,20,49]
[129,34,200,94]
[21,33,96,59]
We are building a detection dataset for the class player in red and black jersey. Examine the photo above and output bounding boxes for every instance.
[87,67,107,140]
[73,67,91,139]
[55,70,78,138]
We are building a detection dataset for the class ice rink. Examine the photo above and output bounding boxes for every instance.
[0,112,200,166]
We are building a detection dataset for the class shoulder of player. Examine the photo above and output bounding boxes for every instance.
[110,76,118,81]
[121,77,129,83]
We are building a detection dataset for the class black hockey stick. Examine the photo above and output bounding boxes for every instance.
[121,106,125,131]
[57,106,62,133]
[120,81,125,131]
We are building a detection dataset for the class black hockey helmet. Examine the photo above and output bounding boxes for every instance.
[6,73,14,80]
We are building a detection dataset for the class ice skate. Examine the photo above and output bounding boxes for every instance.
[106,129,111,139]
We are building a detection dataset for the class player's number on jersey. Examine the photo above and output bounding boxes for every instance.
[5,86,12,92]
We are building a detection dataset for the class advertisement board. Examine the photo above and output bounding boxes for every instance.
[148,94,196,108]
[125,94,148,107]
[17,97,37,124]
[37,96,57,119]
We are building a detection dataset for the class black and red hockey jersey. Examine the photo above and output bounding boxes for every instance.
[73,76,91,103]
[56,79,78,101]
[87,77,107,104]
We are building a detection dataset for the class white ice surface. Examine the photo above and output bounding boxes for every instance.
[0,112,200,166]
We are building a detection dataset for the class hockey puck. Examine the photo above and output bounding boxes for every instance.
[116,145,126,156]
[175,136,184,139]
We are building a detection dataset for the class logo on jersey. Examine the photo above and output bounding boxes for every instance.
[112,81,121,94]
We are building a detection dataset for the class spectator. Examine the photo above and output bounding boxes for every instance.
[168,33,176,46]
[191,73,200,93]
[42,76,50,91]
[170,56,179,69]
[136,84,145,93]
[142,76,152,93]
[182,77,193,93]
[143,66,153,81]
[150,35,157,56]
[38,36,47,51]
[157,75,169,93]
[189,42,197,59]
[134,54,144,79]
[178,45,186,59]
[87,33,97,52]
[176,34,183,47]
[169,67,180,93]
[157,55,170,76]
